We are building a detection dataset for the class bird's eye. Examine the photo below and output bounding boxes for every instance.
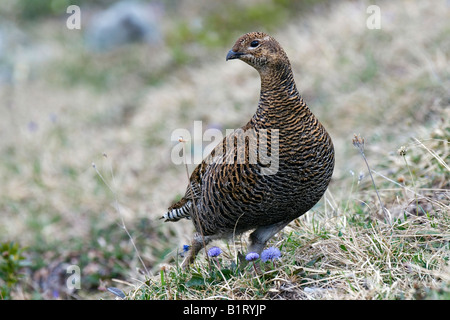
[250,40,260,48]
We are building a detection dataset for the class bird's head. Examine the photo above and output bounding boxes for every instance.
[226,32,289,72]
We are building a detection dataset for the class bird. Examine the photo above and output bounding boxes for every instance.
[161,31,335,268]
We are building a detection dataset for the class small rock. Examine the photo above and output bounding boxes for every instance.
[85,1,163,52]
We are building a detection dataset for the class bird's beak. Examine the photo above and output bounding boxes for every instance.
[226,50,244,61]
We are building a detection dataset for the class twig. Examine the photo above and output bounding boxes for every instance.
[412,137,450,172]
[92,159,150,277]
[352,134,391,225]
[398,146,422,215]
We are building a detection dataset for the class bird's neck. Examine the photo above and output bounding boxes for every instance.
[255,63,311,125]
[260,63,295,92]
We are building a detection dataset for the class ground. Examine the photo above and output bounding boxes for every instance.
[0,0,448,299]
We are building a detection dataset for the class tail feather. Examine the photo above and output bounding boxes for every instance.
[161,199,192,222]
[163,171,201,222]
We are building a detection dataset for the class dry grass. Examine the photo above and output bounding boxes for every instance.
[0,0,448,299]
[128,0,450,300]
[129,121,450,299]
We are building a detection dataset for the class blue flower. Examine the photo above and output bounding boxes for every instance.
[207,246,222,257]
[261,247,281,262]
[179,244,190,257]
[245,252,260,261]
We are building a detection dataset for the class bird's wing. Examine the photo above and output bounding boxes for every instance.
[162,162,204,222]
[163,125,263,222]
[201,126,262,198]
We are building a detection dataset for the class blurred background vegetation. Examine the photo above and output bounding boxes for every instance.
[0,0,448,299]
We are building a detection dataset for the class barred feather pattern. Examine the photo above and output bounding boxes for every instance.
[162,32,335,266]
[163,199,192,222]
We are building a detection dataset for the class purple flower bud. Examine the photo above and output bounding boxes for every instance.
[27,121,38,132]
[261,247,281,262]
[245,252,260,261]
[207,246,222,257]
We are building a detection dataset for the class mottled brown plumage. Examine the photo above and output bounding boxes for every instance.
[162,32,335,268]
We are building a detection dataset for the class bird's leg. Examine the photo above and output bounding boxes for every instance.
[181,233,211,269]
[248,221,290,254]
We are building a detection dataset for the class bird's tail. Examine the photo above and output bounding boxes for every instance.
[160,199,192,222]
